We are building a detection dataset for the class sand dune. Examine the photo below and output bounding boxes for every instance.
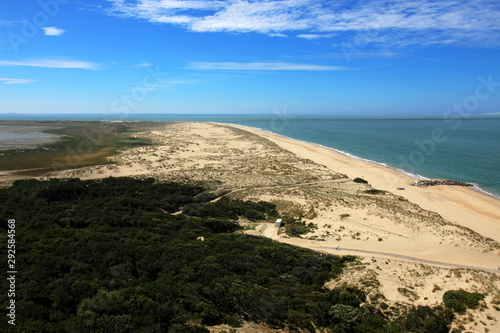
[226,123,500,243]
[33,121,500,332]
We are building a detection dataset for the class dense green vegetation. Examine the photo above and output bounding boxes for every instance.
[280,215,318,237]
[443,290,485,313]
[183,196,278,221]
[353,178,368,184]
[0,177,454,332]
[363,189,387,195]
[388,305,453,333]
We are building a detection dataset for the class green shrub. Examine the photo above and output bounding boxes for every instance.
[183,196,277,221]
[329,304,364,332]
[386,305,453,333]
[363,189,386,195]
[223,315,242,327]
[168,324,210,333]
[194,192,217,203]
[443,290,484,313]
[353,177,368,184]
[282,216,317,237]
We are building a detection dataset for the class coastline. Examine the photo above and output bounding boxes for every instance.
[222,123,500,243]
[2,116,498,198]
[4,120,500,331]
[223,122,500,201]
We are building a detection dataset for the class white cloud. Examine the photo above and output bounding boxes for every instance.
[297,33,335,40]
[148,79,199,86]
[0,59,99,70]
[268,32,288,37]
[296,34,320,40]
[189,0,311,33]
[152,15,193,24]
[136,61,153,67]
[105,0,500,47]
[0,19,18,27]
[43,26,65,36]
[187,61,350,71]
[0,78,36,84]
[326,50,399,60]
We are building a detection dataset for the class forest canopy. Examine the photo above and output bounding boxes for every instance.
[0,177,453,332]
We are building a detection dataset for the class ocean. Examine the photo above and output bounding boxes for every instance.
[1,113,499,198]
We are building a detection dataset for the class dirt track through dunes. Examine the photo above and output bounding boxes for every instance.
[246,222,499,274]
[312,246,499,274]
[211,177,351,202]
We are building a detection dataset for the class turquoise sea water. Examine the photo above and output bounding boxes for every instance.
[1,113,499,198]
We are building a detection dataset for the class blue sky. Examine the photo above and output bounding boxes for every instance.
[1,0,500,115]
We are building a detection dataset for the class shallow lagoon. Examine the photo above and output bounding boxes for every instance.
[0,126,61,151]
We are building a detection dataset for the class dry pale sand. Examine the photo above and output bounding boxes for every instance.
[226,123,500,243]
[17,121,500,332]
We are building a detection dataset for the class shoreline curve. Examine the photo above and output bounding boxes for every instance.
[220,122,500,243]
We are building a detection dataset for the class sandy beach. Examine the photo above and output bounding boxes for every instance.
[227,123,500,243]
[11,121,500,332]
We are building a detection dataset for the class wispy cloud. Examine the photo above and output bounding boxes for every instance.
[0,59,99,70]
[297,33,335,40]
[0,19,18,27]
[139,78,200,92]
[43,27,66,36]
[105,0,500,47]
[324,50,399,59]
[147,79,199,87]
[188,0,311,33]
[187,61,350,71]
[136,61,153,67]
[0,77,36,84]
[268,32,287,38]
